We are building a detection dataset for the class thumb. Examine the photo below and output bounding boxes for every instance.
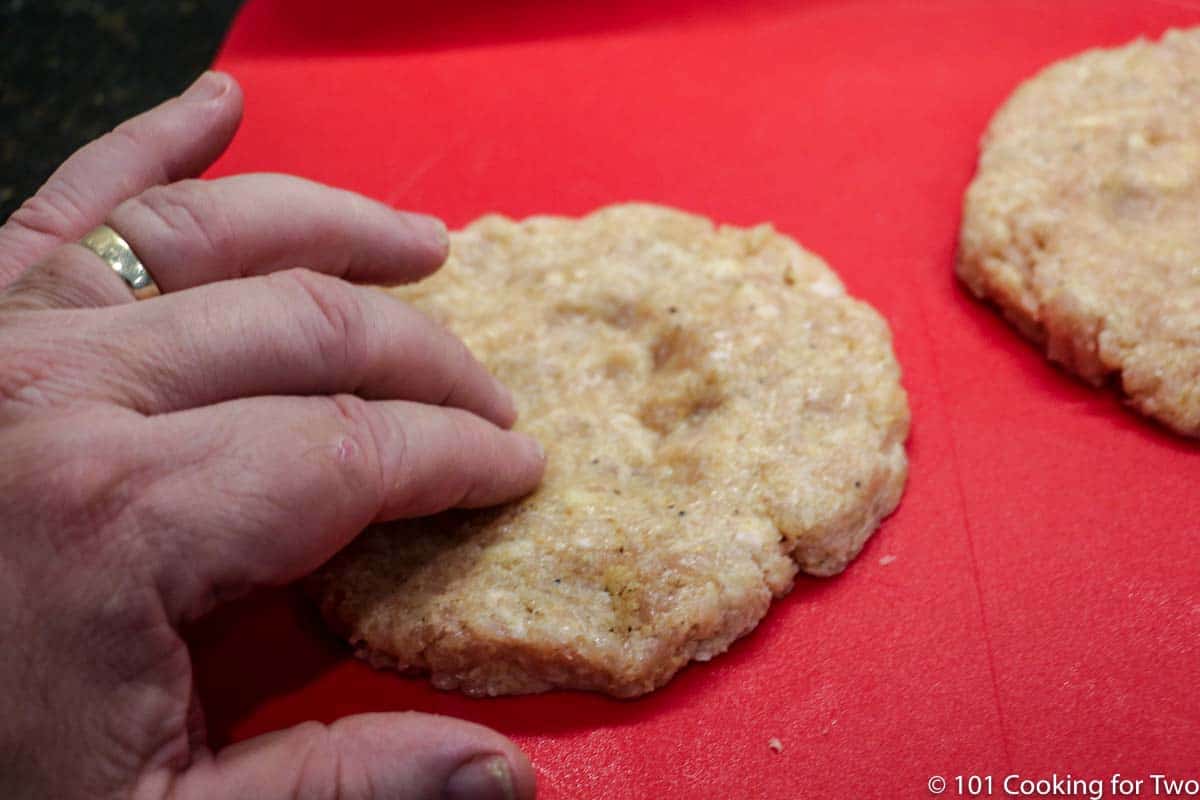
[163,712,536,800]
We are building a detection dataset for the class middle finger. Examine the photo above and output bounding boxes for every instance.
[84,268,517,427]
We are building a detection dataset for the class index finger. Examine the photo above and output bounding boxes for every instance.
[134,394,546,623]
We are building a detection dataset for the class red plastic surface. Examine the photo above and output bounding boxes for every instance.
[188,2,1200,797]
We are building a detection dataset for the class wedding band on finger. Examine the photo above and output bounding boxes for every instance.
[79,225,160,300]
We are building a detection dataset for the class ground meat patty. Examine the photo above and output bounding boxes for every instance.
[959,27,1200,436]
[310,204,910,697]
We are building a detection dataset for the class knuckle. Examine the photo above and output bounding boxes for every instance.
[0,324,89,411]
[125,180,234,261]
[437,330,473,406]
[275,269,368,382]
[444,412,482,505]
[288,721,343,800]
[326,718,388,800]
[0,276,63,314]
[0,348,53,408]
[106,121,150,158]
[1,249,125,312]
[323,394,389,513]
[105,123,171,186]
[6,186,89,242]
[399,409,475,516]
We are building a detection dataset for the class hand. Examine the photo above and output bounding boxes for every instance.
[0,72,543,800]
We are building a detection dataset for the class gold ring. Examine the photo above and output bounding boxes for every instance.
[79,225,160,300]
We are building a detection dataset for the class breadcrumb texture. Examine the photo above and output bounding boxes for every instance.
[959,27,1200,436]
[311,204,910,697]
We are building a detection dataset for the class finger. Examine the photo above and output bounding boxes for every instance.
[0,72,243,289]
[140,395,544,621]
[0,173,450,312]
[0,243,135,310]
[89,268,517,426]
[108,173,449,291]
[159,713,536,800]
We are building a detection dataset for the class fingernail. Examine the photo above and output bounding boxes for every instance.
[491,374,517,420]
[444,755,516,800]
[431,217,450,253]
[417,214,449,257]
[523,434,546,463]
[182,71,229,102]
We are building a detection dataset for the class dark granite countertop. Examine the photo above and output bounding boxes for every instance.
[1,0,243,222]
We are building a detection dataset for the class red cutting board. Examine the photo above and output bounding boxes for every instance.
[188,2,1200,798]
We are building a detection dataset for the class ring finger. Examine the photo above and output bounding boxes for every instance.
[1,173,448,310]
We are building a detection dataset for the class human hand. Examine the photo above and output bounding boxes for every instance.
[0,72,543,800]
